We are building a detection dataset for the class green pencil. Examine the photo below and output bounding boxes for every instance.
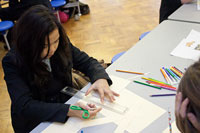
[133,80,162,90]
[166,68,178,81]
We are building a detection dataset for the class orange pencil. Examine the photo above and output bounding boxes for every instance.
[116,69,144,75]
[160,68,170,84]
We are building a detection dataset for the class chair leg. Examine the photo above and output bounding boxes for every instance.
[3,31,10,50]
[77,1,81,16]
[63,1,81,19]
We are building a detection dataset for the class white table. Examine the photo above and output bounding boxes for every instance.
[32,20,199,133]
[169,2,200,24]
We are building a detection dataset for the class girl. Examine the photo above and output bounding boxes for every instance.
[175,61,200,132]
[2,5,119,132]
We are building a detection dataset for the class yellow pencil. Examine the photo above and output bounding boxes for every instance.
[170,67,182,78]
[142,77,171,86]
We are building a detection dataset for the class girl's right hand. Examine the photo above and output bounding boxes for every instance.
[67,102,102,119]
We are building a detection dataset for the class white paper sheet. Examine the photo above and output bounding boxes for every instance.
[171,29,200,61]
[109,75,131,93]
[197,0,200,10]
[114,89,166,133]
[42,76,166,133]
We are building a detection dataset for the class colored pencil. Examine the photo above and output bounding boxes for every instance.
[150,94,176,97]
[168,108,172,133]
[147,81,176,90]
[167,68,180,80]
[171,69,181,80]
[116,69,144,75]
[173,66,183,75]
[166,68,178,81]
[133,80,162,90]
[161,68,173,85]
[158,85,177,91]
[171,66,183,76]
[170,67,182,78]
[162,67,175,83]
[160,68,170,84]
[149,77,173,86]
[142,77,171,86]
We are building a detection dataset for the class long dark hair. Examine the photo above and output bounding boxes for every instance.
[177,61,200,133]
[12,5,72,91]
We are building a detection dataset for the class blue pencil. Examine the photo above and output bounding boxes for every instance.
[162,67,175,82]
[166,68,178,81]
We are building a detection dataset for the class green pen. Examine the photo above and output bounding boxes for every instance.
[134,80,162,90]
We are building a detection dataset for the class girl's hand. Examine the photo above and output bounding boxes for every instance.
[67,102,102,119]
[175,92,200,131]
[175,92,189,120]
[85,79,119,103]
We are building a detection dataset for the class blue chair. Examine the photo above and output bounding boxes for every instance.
[51,0,66,22]
[0,21,14,50]
[139,31,150,40]
[111,51,125,64]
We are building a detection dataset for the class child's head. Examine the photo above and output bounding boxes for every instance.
[13,5,70,63]
[177,61,200,133]
[12,5,72,88]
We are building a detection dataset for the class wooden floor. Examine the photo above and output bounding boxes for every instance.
[0,0,160,132]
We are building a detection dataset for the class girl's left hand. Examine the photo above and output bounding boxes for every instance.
[85,79,119,103]
[175,92,200,131]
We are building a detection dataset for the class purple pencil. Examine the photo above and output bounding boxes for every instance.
[162,67,175,82]
[150,94,176,97]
